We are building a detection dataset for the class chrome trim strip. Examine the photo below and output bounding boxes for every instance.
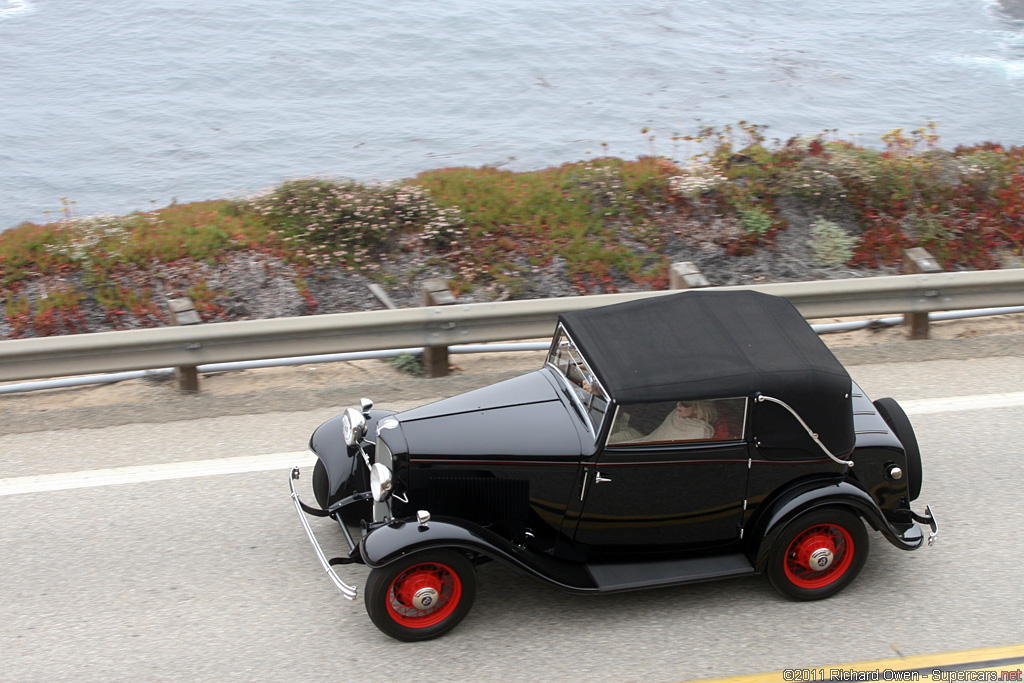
[289,467,358,600]
[735,397,749,441]
[410,458,580,466]
[756,394,855,467]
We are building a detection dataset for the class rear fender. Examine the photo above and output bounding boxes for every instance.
[749,479,922,571]
[873,397,923,501]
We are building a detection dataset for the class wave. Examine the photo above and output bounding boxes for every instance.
[0,0,34,19]
[946,53,1024,79]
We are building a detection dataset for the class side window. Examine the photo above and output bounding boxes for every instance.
[608,398,747,445]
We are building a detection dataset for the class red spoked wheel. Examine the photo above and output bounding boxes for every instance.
[783,524,854,589]
[768,509,868,601]
[365,550,477,641]
[385,561,462,628]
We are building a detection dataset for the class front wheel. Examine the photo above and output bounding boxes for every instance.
[364,550,477,641]
[767,508,869,601]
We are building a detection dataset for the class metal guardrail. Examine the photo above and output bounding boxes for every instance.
[2,269,1023,383]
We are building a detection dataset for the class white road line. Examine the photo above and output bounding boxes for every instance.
[900,391,1024,415]
[0,451,316,497]
[2,391,1023,497]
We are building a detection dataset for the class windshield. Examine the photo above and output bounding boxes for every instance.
[546,326,609,434]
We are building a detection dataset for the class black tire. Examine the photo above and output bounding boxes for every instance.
[767,508,869,601]
[312,459,331,509]
[364,550,477,642]
[874,397,923,501]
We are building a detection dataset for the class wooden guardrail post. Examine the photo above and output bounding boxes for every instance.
[168,297,202,391]
[902,248,943,339]
[421,279,456,378]
[669,262,710,290]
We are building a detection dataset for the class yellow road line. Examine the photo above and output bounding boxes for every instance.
[688,643,1024,682]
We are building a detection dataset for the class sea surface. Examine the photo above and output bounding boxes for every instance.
[2,0,1023,230]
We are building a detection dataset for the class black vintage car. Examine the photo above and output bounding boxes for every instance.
[289,290,937,641]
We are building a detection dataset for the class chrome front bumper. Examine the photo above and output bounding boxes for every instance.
[913,504,939,546]
[289,466,358,600]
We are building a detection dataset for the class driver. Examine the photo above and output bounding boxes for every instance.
[610,400,716,443]
[640,401,715,442]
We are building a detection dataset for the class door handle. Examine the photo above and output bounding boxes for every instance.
[582,470,611,500]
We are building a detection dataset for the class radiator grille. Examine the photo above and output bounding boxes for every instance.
[427,476,530,527]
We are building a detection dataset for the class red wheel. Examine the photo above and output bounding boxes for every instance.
[365,550,477,641]
[782,524,854,589]
[768,509,868,601]
[385,561,463,628]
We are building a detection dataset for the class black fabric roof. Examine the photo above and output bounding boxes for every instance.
[558,290,855,455]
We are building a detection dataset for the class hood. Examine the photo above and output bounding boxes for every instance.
[392,370,583,459]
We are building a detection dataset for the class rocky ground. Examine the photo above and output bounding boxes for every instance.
[1000,0,1024,20]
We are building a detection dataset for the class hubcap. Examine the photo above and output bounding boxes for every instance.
[808,547,834,571]
[412,587,439,610]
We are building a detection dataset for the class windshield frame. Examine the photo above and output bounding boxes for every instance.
[545,324,610,436]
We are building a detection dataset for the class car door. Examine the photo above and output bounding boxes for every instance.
[571,399,750,551]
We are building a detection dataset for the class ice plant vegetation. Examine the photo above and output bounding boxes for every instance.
[668,162,729,199]
[810,219,856,267]
[244,178,465,269]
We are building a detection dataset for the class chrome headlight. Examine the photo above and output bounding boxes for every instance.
[341,407,367,447]
[369,463,393,502]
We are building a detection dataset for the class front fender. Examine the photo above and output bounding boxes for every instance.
[749,479,924,571]
[360,517,508,568]
[309,409,397,503]
[360,517,599,593]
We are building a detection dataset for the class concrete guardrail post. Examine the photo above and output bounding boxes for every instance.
[902,247,943,339]
[168,297,202,391]
[670,262,711,290]
[421,279,457,378]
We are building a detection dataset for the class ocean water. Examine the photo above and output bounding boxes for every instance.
[1,0,1023,230]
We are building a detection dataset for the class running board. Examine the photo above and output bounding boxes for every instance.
[588,553,755,593]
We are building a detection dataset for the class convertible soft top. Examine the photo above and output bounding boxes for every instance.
[558,290,855,454]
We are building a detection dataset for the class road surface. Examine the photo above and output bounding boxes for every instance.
[1,345,1022,682]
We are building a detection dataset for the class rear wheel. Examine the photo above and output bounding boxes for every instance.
[768,508,868,601]
[365,550,477,641]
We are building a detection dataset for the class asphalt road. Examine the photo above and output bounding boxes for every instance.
[2,353,1023,683]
